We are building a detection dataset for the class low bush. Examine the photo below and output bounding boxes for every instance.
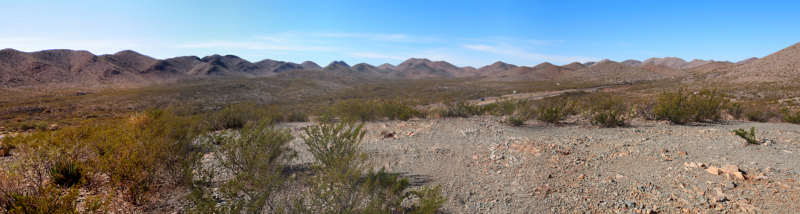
[733,127,759,145]
[440,100,483,118]
[584,93,628,127]
[726,102,744,119]
[536,97,576,124]
[298,121,445,213]
[781,108,800,124]
[504,116,526,126]
[652,89,729,124]
[2,185,80,214]
[379,99,423,121]
[49,160,84,188]
[188,120,297,213]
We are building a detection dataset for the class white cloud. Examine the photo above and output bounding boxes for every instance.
[349,52,407,60]
[176,41,336,52]
[463,43,600,64]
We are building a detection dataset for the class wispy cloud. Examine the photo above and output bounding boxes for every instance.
[525,39,565,46]
[349,52,407,60]
[463,43,599,64]
[177,41,336,52]
[310,32,439,43]
[639,51,660,56]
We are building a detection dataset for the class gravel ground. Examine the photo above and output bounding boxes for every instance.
[278,116,800,214]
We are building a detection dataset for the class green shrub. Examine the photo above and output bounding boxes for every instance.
[300,121,446,213]
[440,101,475,118]
[49,160,83,187]
[652,89,729,124]
[585,94,628,127]
[330,99,379,122]
[3,185,80,214]
[727,102,744,119]
[189,121,297,213]
[591,110,626,127]
[379,99,422,121]
[536,97,576,124]
[410,185,447,214]
[286,110,309,122]
[504,116,526,126]
[733,127,759,145]
[781,108,800,124]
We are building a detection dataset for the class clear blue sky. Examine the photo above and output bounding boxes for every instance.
[2,0,798,67]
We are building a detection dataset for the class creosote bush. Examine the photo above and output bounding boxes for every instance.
[652,89,729,124]
[536,97,577,124]
[188,120,296,213]
[318,98,423,122]
[782,108,800,124]
[584,93,628,127]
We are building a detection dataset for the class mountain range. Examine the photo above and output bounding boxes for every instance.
[2,42,792,90]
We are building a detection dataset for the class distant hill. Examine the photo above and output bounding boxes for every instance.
[301,61,322,70]
[639,57,716,69]
[686,61,733,74]
[0,49,319,88]
[621,60,642,67]
[736,57,758,64]
[471,61,517,77]
[328,61,350,67]
[558,60,669,84]
[638,64,689,77]
[703,42,800,85]
[561,62,586,71]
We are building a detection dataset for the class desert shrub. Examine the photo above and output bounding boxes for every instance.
[286,110,309,122]
[726,102,744,119]
[49,160,84,188]
[409,185,447,214]
[300,121,446,213]
[439,100,481,118]
[211,103,252,130]
[188,121,297,213]
[687,90,728,122]
[634,98,659,120]
[652,89,729,124]
[2,185,80,214]
[504,115,526,126]
[331,99,380,122]
[733,127,759,145]
[379,99,422,121]
[536,97,576,124]
[782,108,800,124]
[0,139,11,157]
[208,103,293,129]
[585,94,628,127]
[742,104,780,123]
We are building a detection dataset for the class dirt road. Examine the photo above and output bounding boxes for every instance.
[471,85,618,106]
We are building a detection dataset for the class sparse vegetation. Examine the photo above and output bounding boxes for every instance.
[652,89,729,124]
[536,97,577,124]
[782,108,800,124]
[733,127,760,145]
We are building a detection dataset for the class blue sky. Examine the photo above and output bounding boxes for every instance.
[1,0,798,67]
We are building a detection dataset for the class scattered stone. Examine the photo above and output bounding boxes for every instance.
[678,151,687,156]
[720,164,740,174]
[706,166,722,175]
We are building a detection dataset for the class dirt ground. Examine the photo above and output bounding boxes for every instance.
[278,116,800,213]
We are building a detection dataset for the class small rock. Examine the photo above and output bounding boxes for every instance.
[714,195,728,202]
[472,155,479,160]
[706,166,722,175]
[678,151,687,156]
[720,164,740,174]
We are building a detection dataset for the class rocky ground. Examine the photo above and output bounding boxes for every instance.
[277,116,800,214]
